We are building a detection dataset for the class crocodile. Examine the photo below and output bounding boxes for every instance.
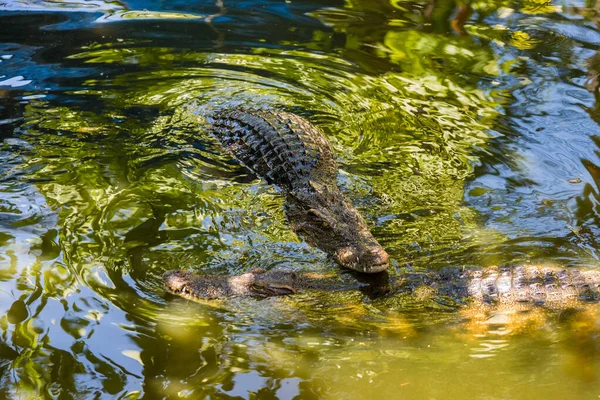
[163,265,600,309]
[206,108,389,273]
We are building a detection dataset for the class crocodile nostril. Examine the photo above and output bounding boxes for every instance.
[368,248,389,266]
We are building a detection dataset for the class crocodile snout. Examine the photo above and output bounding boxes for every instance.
[367,247,390,267]
[163,270,189,292]
[336,246,389,273]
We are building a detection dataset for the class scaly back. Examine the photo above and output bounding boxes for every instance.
[208,108,337,189]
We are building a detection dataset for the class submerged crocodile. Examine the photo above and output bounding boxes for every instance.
[206,108,389,273]
[163,265,600,309]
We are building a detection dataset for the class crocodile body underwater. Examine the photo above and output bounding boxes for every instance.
[207,108,389,273]
[163,265,600,309]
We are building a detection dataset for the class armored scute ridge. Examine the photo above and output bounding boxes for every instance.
[164,265,600,308]
[208,108,336,189]
[206,108,389,273]
[418,265,600,306]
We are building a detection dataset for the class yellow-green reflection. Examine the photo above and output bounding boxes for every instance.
[2,0,600,397]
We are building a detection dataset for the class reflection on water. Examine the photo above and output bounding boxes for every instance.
[2,0,600,398]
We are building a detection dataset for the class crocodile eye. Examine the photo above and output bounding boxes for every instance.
[307,209,332,228]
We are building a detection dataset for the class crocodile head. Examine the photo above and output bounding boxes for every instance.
[286,183,389,273]
[163,269,297,299]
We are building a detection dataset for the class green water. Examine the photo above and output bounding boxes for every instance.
[2,0,600,398]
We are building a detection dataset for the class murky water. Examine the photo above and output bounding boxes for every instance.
[3,0,600,398]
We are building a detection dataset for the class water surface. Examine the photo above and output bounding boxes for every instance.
[2,0,600,398]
